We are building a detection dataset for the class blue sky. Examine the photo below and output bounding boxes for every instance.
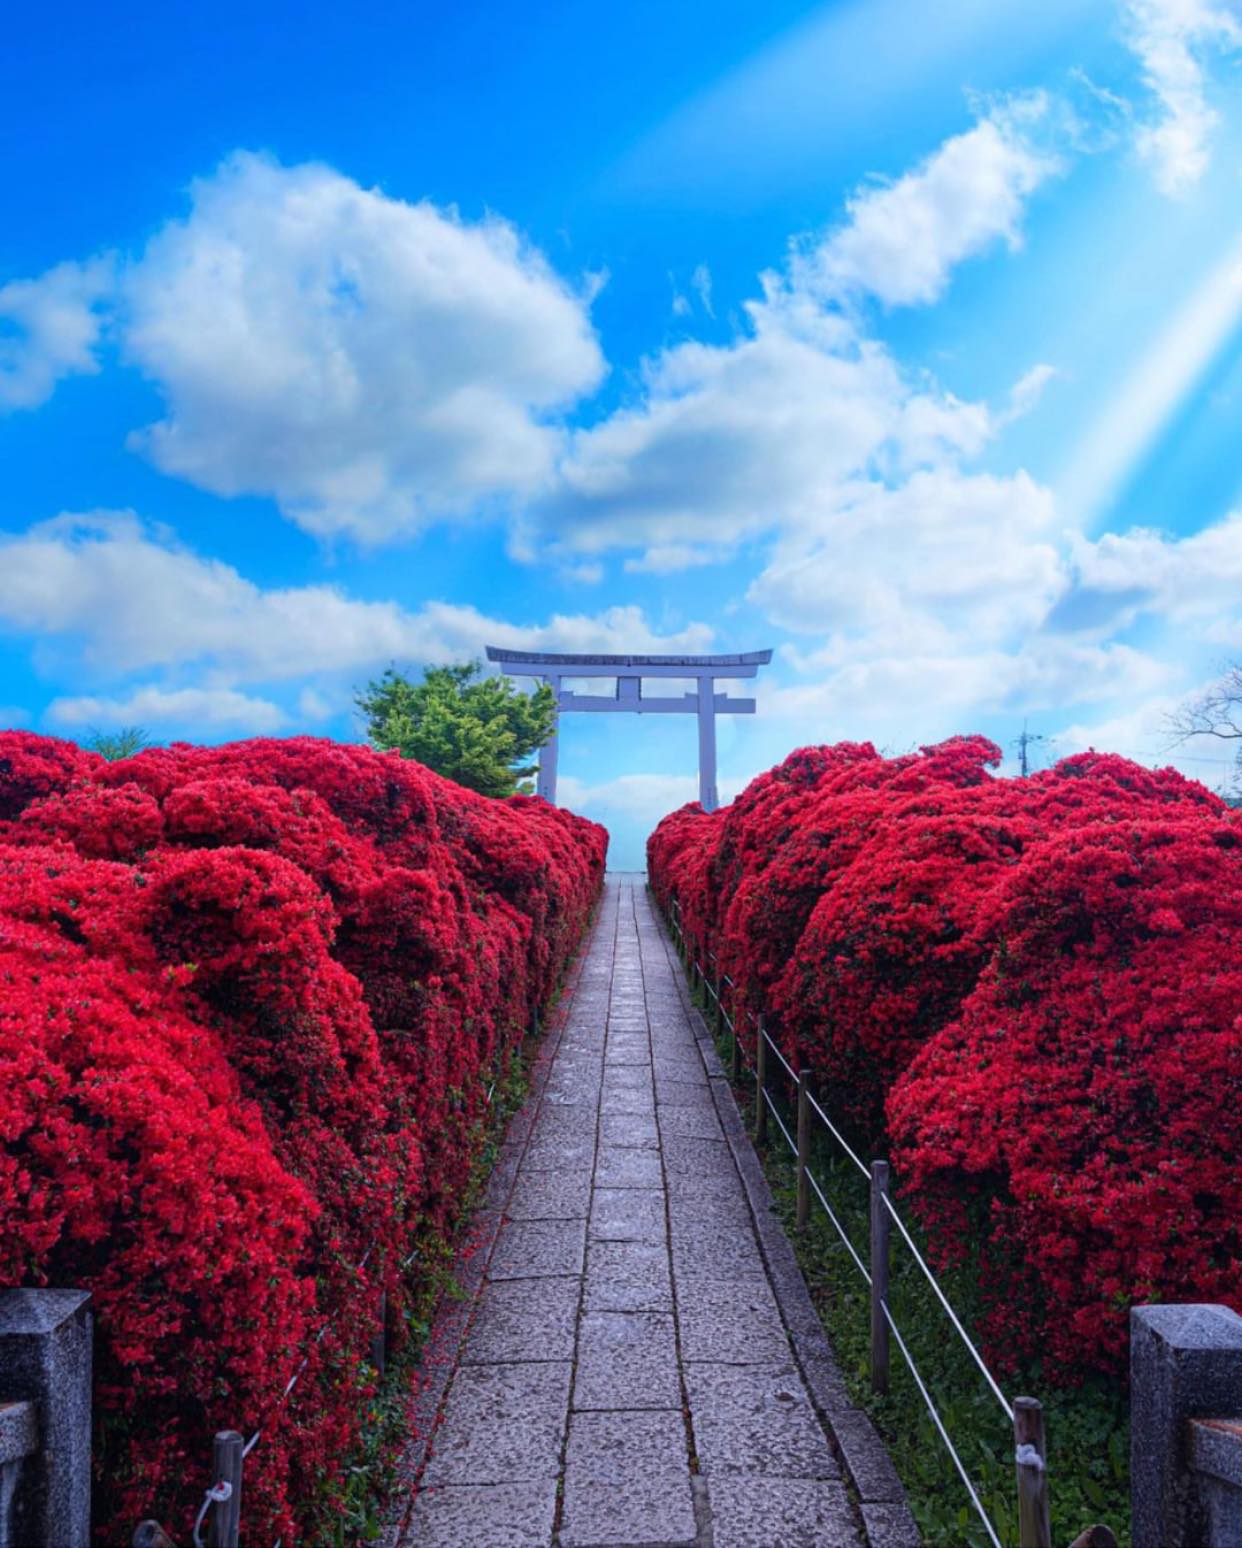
[2,0,1240,865]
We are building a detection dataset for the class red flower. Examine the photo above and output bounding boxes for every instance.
[650,738,1240,1384]
[0,732,606,1541]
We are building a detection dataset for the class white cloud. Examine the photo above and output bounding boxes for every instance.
[559,560,605,585]
[765,638,1169,728]
[558,770,751,860]
[297,686,336,720]
[559,771,704,819]
[748,468,1062,645]
[623,545,720,574]
[533,290,994,557]
[0,258,115,411]
[691,265,714,317]
[528,100,1062,568]
[1123,0,1241,194]
[1003,362,1060,422]
[1062,509,1242,630]
[754,501,1242,753]
[49,684,287,733]
[0,512,714,685]
[122,152,604,542]
[792,94,1061,308]
[515,104,1094,740]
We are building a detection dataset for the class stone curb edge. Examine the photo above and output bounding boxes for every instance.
[379,933,591,1548]
[659,916,922,1548]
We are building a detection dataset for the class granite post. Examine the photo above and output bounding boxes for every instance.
[1131,1303,1242,1548]
[0,1290,92,1548]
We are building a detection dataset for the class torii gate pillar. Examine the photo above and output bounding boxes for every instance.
[697,674,718,812]
[485,649,772,814]
[537,673,560,804]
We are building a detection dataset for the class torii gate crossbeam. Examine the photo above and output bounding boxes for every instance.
[485,648,773,813]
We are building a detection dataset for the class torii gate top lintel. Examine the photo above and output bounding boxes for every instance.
[485,648,773,670]
[485,646,773,813]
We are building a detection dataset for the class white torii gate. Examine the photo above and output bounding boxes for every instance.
[485,648,772,813]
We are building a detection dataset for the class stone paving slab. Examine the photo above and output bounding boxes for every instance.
[709,1476,857,1548]
[561,1410,698,1547]
[463,1276,580,1365]
[593,1145,664,1190]
[522,1135,596,1172]
[392,874,913,1547]
[584,1239,674,1315]
[404,1480,559,1548]
[489,1217,588,1280]
[508,1169,593,1221]
[573,1310,680,1410]
[421,1361,572,1485]
[684,1360,842,1480]
[589,1186,667,1243]
[677,1281,792,1365]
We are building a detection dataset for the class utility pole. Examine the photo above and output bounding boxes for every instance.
[1013,719,1048,777]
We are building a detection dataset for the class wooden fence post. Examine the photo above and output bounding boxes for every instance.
[796,1073,812,1230]
[207,1431,243,1548]
[754,1016,768,1145]
[1014,1395,1051,1548]
[870,1160,891,1395]
[730,1009,742,1083]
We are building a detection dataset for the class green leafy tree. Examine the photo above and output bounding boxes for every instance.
[357,662,556,798]
[85,726,150,761]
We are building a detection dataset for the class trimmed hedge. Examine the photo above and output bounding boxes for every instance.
[0,732,606,1541]
[649,738,1240,1383]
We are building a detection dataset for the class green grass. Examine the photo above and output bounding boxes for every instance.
[312,1025,538,1545]
[681,960,1130,1548]
[314,929,595,1544]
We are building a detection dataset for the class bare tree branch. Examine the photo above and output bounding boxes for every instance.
[1165,665,1242,746]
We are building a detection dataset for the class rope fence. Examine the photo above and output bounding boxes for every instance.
[182,1240,409,1548]
[137,1045,511,1548]
[667,896,1050,1548]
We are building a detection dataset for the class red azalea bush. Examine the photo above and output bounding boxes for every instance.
[649,739,1241,1381]
[0,733,606,1540]
[888,809,1242,1380]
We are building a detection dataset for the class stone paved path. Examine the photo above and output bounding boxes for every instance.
[393,874,916,1548]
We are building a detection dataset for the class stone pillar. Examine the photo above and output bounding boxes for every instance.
[0,1290,92,1548]
[696,676,718,812]
[537,675,560,804]
[1131,1303,1242,1548]
[1187,1418,1242,1546]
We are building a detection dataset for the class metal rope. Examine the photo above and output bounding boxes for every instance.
[804,1166,872,1283]
[662,894,1010,1545]
[880,1193,1013,1421]
[804,1088,871,1179]
[759,1022,798,1083]
[881,1301,1004,1548]
[762,1087,798,1158]
[212,1230,389,1508]
[191,1481,232,1548]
